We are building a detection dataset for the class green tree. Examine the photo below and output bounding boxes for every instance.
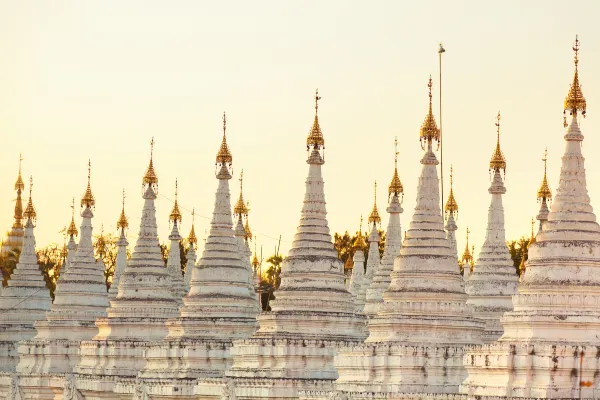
[334,229,386,272]
[0,247,20,287]
[36,243,64,300]
[506,236,531,277]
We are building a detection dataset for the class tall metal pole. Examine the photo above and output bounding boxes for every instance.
[438,43,446,213]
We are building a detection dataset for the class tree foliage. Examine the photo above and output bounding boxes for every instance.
[334,229,386,271]
[506,236,531,277]
[0,247,20,287]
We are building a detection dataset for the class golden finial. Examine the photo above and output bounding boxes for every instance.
[445,165,459,216]
[388,136,404,198]
[537,148,552,201]
[81,159,96,209]
[489,112,507,173]
[169,179,182,224]
[529,217,536,247]
[419,76,441,149]
[252,238,260,268]
[307,89,325,150]
[244,213,252,241]
[354,214,366,250]
[564,35,586,127]
[67,197,78,237]
[461,227,473,264]
[117,189,129,230]
[143,137,159,188]
[188,208,197,246]
[368,181,381,225]
[216,112,233,165]
[15,153,24,192]
[519,252,527,281]
[23,176,36,222]
[234,169,249,216]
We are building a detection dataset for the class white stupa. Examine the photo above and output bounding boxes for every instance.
[330,78,484,399]
[74,139,180,397]
[108,191,129,303]
[348,216,366,298]
[1,155,25,258]
[166,179,187,303]
[184,210,198,292]
[220,91,366,399]
[137,114,259,398]
[536,148,552,234]
[365,140,404,317]
[0,177,51,375]
[462,36,600,399]
[464,113,519,343]
[444,165,459,264]
[63,198,79,275]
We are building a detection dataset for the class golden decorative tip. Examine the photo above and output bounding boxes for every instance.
[368,181,381,225]
[461,227,473,264]
[519,252,527,281]
[234,169,249,216]
[564,35,586,126]
[307,89,325,150]
[529,217,536,247]
[117,189,129,230]
[143,137,159,187]
[244,216,252,241]
[23,176,36,222]
[169,179,182,223]
[15,153,24,192]
[188,208,198,245]
[445,165,459,215]
[216,112,233,164]
[81,160,96,208]
[354,214,367,250]
[252,239,260,268]
[489,112,507,173]
[67,197,78,237]
[419,76,441,147]
[537,148,552,201]
[388,137,404,197]
[344,256,354,270]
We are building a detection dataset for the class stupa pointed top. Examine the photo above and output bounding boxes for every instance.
[15,153,24,192]
[143,137,159,190]
[169,179,182,224]
[252,239,260,269]
[354,214,367,250]
[529,217,536,247]
[81,160,96,209]
[188,208,197,246]
[419,76,440,149]
[445,165,459,218]
[216,112,233,165]
[489,112,507,174]
[23,176,36,224]
[67,197,78,237]
[368,181,381,225]
[461,227,473,265]
[306,88,325,150]
[388,137,404,200]
[117,189,129,230]
[234,169,249,216]
[537,148,552,201]
[564,35,586,127]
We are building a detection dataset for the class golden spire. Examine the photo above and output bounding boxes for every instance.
[489,112,507,173]
[143,137,159,187]
[537,148,552,201]
[368,181,381,225]
[344,256,354,270]
[15,153,24,192]
[117,189,129,230]
[252,238,260,269]
[564,35,586,127]
[244,214,252,241]
[354,214,366,250]
[81,160,96,208]
[529,217,536,247]
[169,179,182,224]
[216,112,233,165]
[519,252,527,282]
[67,197,78,237]
[306,89,325,150]
[419,76,441,148]
[234,169,249,216]
[444,165,459,216]
[461,227,473,265]
[388,136,404,198]
[188,208,198,246]
[23,176,36,222]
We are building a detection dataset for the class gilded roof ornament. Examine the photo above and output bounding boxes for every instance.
[444,165,459,216]
[244,217,252,241]
[537,148,552,201]
[23,176,37,222]
[564,35,586,127]
[15,153,24,192]
[81,160,96,209]
[489,112,506,174]
[169,179,182,224]
[67,197,78,237]
[117,189,129,230]
[353,215,367,250]
[529,217,536,248]
[307,89,325,150]
[388,137,404,199]
[368,181,381,225]
[252,239,260,269]
[461,227,473,265]
[188,209,198,246]
[143,137,159,188]
[216,112,233,165]
[234,169,249,216]
[419,76,441,149]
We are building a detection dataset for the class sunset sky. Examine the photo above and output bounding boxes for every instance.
[1,1,599,260]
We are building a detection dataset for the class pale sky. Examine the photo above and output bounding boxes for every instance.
[1,1,599,261]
